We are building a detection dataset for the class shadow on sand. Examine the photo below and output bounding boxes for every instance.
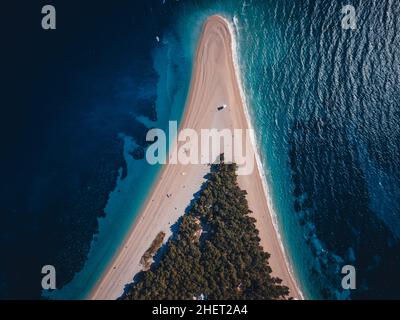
[118,167,218,299]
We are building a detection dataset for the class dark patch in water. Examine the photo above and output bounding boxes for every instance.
[289,116,400,299]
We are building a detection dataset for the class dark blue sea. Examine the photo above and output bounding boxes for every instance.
[1,0,399,299]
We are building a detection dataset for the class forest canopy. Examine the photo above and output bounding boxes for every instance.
[123,156,290,300]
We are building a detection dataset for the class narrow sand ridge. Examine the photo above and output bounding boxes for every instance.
[90,15,301,300]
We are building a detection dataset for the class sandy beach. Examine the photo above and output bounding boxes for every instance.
[90,15,302,300]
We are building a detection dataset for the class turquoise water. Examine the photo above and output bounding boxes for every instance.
[230,0,400,299]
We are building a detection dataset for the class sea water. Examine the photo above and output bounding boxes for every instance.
[229,0,400,299]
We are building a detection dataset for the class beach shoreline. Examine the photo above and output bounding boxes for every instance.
[226,16,304,300]
[89,14,303,300]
